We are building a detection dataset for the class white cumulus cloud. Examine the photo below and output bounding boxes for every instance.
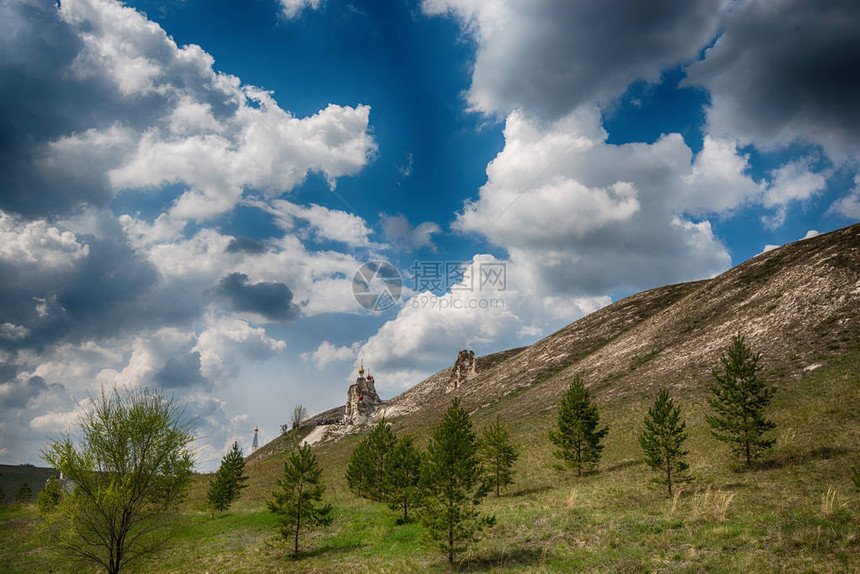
[278,0,323,19]
[453,109,736,296]
[0,211,90,271]
[304,340,361,369]
[195,315,287,382]
[380,214,442,251]
[829,175,860,221]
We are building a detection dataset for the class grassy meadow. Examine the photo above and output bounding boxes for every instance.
[2,353,858,573]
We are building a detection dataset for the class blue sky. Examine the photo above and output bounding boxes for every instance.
[1,0,858,470]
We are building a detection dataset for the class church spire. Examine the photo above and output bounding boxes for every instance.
[359,359,365,376]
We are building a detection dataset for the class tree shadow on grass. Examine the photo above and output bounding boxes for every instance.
[453,546,550,572]
[266,536,367,562]
[509,484,553,497]
[604,458,643,473]
[288,540,367,561]
[753,446,851,471]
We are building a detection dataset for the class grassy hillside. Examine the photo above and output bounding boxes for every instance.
[2,351,858,572]
[368,224,860,433]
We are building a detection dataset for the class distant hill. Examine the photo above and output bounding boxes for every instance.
[0,464,57,504]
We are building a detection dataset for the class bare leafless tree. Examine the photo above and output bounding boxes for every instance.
[291,404,308,430]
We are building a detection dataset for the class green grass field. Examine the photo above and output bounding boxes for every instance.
[2,354,858,572]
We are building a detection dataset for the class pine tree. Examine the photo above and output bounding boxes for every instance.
[345,439,371,496]
[206,473,230,515]
[15,481,32,503]
[548,376,609,476]
[384,435,422,523]
[478,415,519,497]
[207,442,249,513]
[419,397,494,564]
[706,334,776,467]
[639,388,691,496]
[345,418,397,502]
[268,444,333,555]
[38,477,64,516]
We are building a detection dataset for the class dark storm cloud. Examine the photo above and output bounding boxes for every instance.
[0,0,238,218]
[226,237,267,254]
[433,0,723,120]
[685,0,860,156]
[215,273,298,322]
[154,352,206,389]
[0,0,130,216]
[0,221,202,353]
[0,375,62,409]
[0,363,18,384]
[56,234,202,341]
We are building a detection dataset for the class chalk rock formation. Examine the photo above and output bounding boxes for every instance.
[343,362,383,425]
[446,349,477,393]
